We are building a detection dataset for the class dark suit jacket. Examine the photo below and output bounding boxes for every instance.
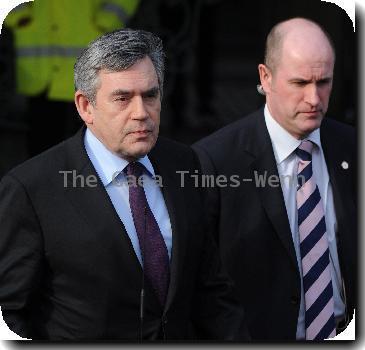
[193,108,357,341]
[0,127,247,341]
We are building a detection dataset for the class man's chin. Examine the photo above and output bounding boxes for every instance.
[122,141,156,161]
[304,115,323,130]
[298,123,322,139]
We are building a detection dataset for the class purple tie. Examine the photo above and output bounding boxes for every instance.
[296,140,336,340]
[124,162,170,306]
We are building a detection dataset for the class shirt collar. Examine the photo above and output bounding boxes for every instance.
[264,104,322,164]
[84,128,156,186]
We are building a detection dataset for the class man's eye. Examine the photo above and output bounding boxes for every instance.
[115,97,128,102]
[317,80,331,87]
[144,93,158,99]
[294,81,307,86]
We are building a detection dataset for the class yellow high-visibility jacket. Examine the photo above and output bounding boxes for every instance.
[5,0,140,101]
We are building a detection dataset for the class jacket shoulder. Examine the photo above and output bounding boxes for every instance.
[322,117,355,133]
[193,109,263,160]
[154,136,199,165]
[4,139,70,188]
[321,117,356,148]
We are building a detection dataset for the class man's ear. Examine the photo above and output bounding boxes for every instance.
[74,91,94,125]
[258,64,273,95]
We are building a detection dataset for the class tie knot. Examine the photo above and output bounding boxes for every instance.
[296,140,314,161]
[124,162,145,178]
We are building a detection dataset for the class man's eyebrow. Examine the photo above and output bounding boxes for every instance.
[142,87,160,96]
[317,77,332,83]
[110,89,131,96]
[110,86,160,97]
[289,76,333,83]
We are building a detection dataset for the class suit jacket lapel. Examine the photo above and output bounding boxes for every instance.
[62,128,161,307]
[320,120,354,225]
[320,120,356,284]
[248,110,298,268]
[148,140,187,313]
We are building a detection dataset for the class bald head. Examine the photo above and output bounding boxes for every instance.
[258,17,335,139]
[264,18,335,73]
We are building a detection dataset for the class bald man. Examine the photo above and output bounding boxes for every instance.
[193,18,356,341]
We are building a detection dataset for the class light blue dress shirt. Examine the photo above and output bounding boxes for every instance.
[84,128,172,265]
[264,105,345,339]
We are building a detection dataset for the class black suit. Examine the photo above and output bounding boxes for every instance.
[0,127,247,341]
[193,108,357,340]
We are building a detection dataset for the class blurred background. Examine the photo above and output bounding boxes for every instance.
[0,0,357,177]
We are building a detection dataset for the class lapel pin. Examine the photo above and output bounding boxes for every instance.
[341,161,349,170]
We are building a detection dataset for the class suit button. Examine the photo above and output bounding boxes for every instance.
[291,296,299,305]
[162,316,168,325]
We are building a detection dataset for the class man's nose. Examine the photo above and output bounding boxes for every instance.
[131,96,148,120]
[305,85,320,107]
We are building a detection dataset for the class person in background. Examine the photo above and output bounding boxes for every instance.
[4,0,140,156]
[194,17,356,341]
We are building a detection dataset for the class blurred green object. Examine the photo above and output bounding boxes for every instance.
[4,0,141,102]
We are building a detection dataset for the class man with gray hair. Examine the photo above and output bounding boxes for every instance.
[0,29,248,341]
[194,18,356,340]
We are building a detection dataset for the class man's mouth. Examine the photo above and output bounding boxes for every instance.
[302,110,321,117]
[129,129,152,136]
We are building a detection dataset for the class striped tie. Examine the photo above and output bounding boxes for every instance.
[296,140,336,340]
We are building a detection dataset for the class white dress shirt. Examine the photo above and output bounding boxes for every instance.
[84,128,172,265]
[264,105,345,339]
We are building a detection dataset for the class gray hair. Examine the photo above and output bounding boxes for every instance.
[74,28,165,105]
